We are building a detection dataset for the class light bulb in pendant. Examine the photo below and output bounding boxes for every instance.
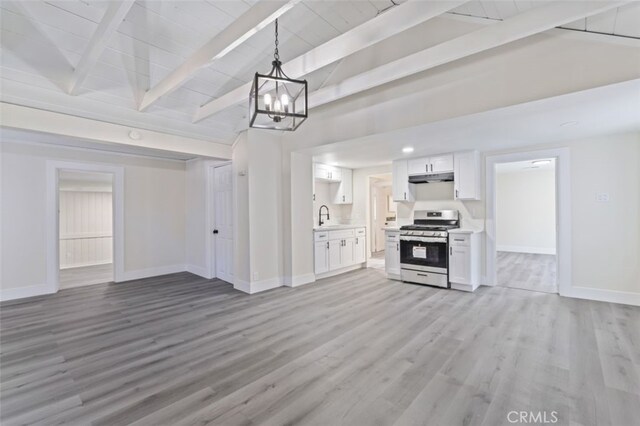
[274,99,282,113]
[281,94,289,113]
[263,93,272,111]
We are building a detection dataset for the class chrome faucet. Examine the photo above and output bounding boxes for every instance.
[318,205,330,227]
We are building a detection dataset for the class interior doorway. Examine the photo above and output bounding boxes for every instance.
[368,173,395,270]
[495,159,557,293]
[58,171,115,289]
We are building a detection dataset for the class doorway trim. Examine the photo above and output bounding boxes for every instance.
[485,148,571,296]
[46,160,125,294]
[206,161,233,282]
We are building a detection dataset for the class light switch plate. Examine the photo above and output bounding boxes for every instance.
[595,193,610,203]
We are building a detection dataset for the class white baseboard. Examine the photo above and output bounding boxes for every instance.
[0,283,55,302]
[315,263,365,280]
[234,277,283,294]
[564,286,640,307]
[497,245,556,255]
[283,273,316,288]
[120,264,186,282]
[60,260,112,270]
[185,264,212,279]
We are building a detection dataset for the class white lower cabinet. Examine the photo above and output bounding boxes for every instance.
[448,231,481,292]
[355,236,366,264]
[314,241,329,274]
[329,239,343,270]
[385,231,401,278]
[315,228,366,275]
[449,245,470,284]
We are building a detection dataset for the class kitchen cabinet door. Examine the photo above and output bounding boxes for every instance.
[392,160,415,202]
[333,168,353,204]
[314,163,330,180]
[314,241,329,274]
[430,154,454,173]
[449,245,470,284]
[454,151,480,200]
[385,240,400,275]
[329,240,342,271]
[407,157,430,176]
[354,236,366,264]
[342,238,355,267]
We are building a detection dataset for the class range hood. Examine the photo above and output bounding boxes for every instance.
[408,172,454,184]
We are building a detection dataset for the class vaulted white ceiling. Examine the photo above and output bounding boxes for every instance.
[1,0,638,147]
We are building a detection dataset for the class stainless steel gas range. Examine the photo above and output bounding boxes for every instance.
[400,210,460,288]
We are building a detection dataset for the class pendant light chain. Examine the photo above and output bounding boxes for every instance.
[274,19,280,62]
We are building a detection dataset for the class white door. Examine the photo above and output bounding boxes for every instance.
[213,164,233,283]
[449,246,470,284]
[385,241,400,275]
[314,241,329,274]
[430,154,454,173]
[355,236,366,263]
[407,157,430,176]
[329,240,342,270]
[342,238,355,266]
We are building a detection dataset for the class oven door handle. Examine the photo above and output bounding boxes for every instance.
[400,237,447,243]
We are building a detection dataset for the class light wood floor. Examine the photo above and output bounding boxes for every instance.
[497,251,557,294]
[59,263,114,289]
[1,269,639,425]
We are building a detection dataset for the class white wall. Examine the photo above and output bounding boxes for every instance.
[1,141,186,296]
[59,190,113,268]
[496,168,556,254]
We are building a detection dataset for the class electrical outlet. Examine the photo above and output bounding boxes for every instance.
[595,193,610,203]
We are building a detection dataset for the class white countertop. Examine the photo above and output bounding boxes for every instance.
[448,228,483,234]
[382,226,400,232]
[313,224,366,231]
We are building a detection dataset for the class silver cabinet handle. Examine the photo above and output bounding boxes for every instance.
[397,243,399,251]
[417,273,428,277]
[450,247,452,255]
[431,164,433,172]
[326,242,329,249]
[426,164,428,172]
[342,195,345,202]
[404,191,406,200]
[455,189,459,198]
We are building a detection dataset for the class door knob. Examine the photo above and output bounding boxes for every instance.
[213,229,219,234]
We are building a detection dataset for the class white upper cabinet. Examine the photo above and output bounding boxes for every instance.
[407,154,453,175]
[392,160,415,202]
[314,163,341,182]
[332,168,353,204]
[408,157,430,176]
[430,154,454,173]
[454,151,481,200]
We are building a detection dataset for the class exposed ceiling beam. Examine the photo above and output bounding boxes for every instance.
[193,0,471,123]
[68,0,135,95]
[139,0,300,112]
[0,103,232,159]
[306,1,630,109]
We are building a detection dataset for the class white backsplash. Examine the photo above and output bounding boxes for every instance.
[313,180,350,226]
[397,182,485,230]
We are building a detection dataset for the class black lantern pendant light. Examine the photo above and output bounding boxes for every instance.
[249,19,308,131]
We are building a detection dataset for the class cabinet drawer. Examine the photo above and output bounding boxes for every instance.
[355,227,366,236]
[386,232,400,242]
[314,231,329,242]
[449,234,470,246]
[329,229,355,240]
